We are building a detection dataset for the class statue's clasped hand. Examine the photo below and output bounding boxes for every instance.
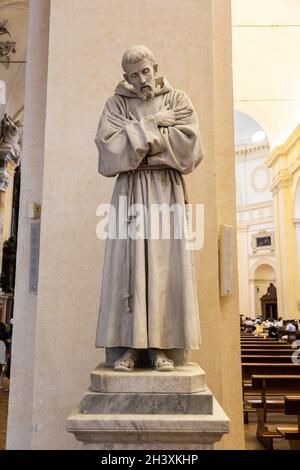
[107,111,138,130]
[153,104,192,127]
[107,105,192,131]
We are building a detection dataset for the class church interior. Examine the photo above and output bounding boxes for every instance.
[0,0,300,451]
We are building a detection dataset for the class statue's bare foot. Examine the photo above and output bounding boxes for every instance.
[113,348,138,372]
[149,349,174,372]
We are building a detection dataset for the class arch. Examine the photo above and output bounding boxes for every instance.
[234,109,270,148]
[249,258,277,281]
[251,262,277,319]
[234,105,275,149]
[254,264,276,281]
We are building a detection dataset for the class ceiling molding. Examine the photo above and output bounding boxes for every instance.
[266,123,300,167]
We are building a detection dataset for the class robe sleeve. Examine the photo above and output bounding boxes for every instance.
[95,97,165,177]
[159,91,204,175]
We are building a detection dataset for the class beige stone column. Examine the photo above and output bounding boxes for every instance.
[212,0,244,448]
[7,0,244,449]
[270,177,299,319]
[6,0,51,450]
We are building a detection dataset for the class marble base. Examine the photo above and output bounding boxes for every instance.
[81,388,213,415]
[67,363,230,449]
[91,363,206,394]
[68,398,229,449]
[84,443,213,450]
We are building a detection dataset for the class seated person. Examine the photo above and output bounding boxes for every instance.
[286,320,297,342]
[267,320,280,339]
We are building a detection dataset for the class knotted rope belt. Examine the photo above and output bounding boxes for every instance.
[120,164,189,313]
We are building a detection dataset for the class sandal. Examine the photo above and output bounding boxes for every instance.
[149,349,174,372]
[113,348,138,372]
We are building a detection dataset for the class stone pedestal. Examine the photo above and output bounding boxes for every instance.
[67,363,229,450]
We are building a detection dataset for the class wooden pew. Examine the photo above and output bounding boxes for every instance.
[241,344,292,350]
[242,363,300,379]
[249,376,300,449]
[241,341,282,348]
[242,355,294,363]
[242,349,294,356]
[241,339,279,343]
[242,363,300,424]
[277,396,300,450]
[240,336,278,343]
[280,330,300,340]
[241,344,279,347]
[241,339,289,344]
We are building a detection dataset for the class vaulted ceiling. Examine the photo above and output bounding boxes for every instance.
[232,0,300,149]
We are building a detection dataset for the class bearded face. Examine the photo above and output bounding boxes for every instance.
[124,59,157,100]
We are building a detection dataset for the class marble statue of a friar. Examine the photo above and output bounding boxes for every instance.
[95,45,204,372]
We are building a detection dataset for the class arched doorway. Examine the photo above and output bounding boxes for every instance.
[253,264,277,318]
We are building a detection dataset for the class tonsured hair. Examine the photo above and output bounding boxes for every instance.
[122,45,156,71]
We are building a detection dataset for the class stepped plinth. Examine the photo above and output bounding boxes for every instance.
[67,362,230,450]
[90,363,206,394]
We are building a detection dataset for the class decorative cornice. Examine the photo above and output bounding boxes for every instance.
[266,123,300,168]
[289,159,300,176]
[235,143,270,163]
[235,143,270,155]
[269,171,292,194]
[237,218,274,231]
[236,200,273,212]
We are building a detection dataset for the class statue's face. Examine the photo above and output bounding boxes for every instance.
[124,59,157,100]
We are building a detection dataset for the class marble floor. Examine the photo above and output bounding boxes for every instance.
[0,382,295,450]
[244,413,295,450]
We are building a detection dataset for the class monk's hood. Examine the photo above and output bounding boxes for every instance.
[114,77,173,98]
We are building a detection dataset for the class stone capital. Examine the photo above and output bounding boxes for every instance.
[269,171,292,194]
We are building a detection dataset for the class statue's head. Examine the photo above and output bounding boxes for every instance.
[122,45,158,100]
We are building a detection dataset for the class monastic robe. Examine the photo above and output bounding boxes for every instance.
[95,78,204,349]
